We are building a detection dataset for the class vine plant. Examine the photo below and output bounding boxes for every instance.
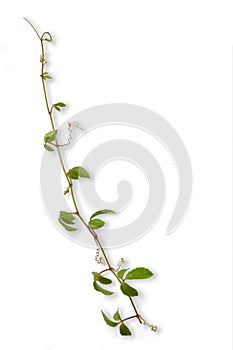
[24,18,157,336]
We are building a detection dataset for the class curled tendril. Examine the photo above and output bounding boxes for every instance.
[41,31,53,42]
[116,258,125,271]
[67,123,73,144]
[140,316,157,332]
[95,248,105,265]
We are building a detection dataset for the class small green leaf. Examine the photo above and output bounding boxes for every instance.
[120,282,138,297]
[44,144,54,152]
[53,102,66,112]
[101,311,118,327]
[88,219,105,230]
[119,323,132,336]
[113,309,121,321]
[93,282,113,296]
[98,275,112,285]
[59,211,75,225]
[117,269,129,279]
[58,218,77,232]
[90,209,116,220]
[44,130,57,143]
[78,166,90,178]
[67,166,90,180]
[42,73,52,80]
[54,102,66,107]
[92,272,112,284]
[60,211,75,221]
[125,267,153,280]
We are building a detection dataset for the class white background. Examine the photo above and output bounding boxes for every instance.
[0,1,232,350]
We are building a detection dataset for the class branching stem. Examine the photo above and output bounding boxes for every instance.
[25,17,143,326]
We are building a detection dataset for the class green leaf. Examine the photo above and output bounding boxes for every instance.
[60,211,76,225]
[42,73,52,80]
[44,144,54,152]
[67,166,90,180]
[78,166,90,178]
[53,102,66,112]
[98,275,112,285]
[58,218,77,232]
[90,209,116,220]
[54,102,66,107]
[92,272,112,285]
[101,311,118,327]
[88,219,105,230]
[125,267,153,280]
[60,211,75,221]
[120,282,138,297]
[119,323,132,336]
[44,130,57,143]
[113,309,121,321]
[93,282,113,296]
[117,269,129,279]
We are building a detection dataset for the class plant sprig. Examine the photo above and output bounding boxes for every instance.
[24,18,157,336]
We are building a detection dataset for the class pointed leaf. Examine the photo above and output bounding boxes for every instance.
[44,144,54,152]
[67,166,90,180]
[119,323,132,336]
[92,272,112,285]
[54,102,66,107]
[60,217,75,225]
[93,282,113,295]
[60,211,75,224]
[58,218,77,232]
[60,211,75,221]
[125,267,153,280]
[78,166,90,178]
[101,311,118,327]
[53,102,66,112]
[117,269,129,279]
[120,282,138,297]
[88,219,105,230]
[44,130,57,143]
[90,209,116,220]
[113,309,121,321]
[98,275,112,285]
[43,74,52,80]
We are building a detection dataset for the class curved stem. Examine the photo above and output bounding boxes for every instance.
[25,18,142,325]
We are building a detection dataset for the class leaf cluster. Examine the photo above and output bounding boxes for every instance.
[41,72,52,80]
[92,267,153,297]
[88,209,115,230]
[53,102,66,111]
[101,310,132,336]
[44,130,57,152]
[58,211,77,231]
